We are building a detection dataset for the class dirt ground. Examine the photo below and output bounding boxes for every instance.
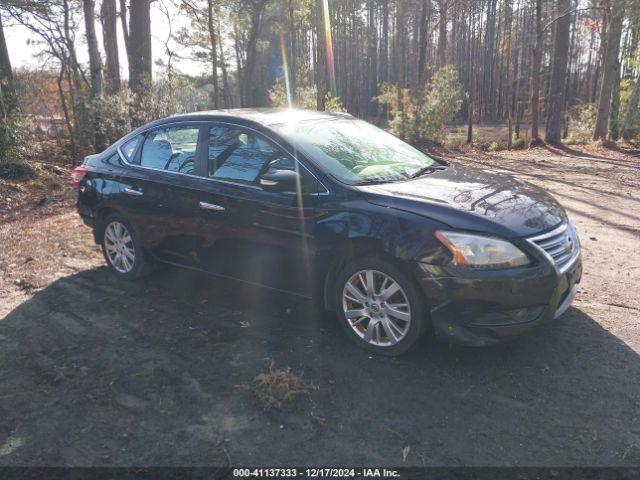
[0,144,639,467]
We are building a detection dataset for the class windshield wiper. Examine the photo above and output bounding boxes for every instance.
[410,164,447,179]
[356,165,447,185]
[355,179,396,185]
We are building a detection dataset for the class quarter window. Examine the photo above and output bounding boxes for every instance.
[105,152,120,166]
[207,126,289,185]
[121,135,142,162]
[139,126,199,173]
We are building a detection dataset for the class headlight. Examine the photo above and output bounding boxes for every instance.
[435,231,531,269]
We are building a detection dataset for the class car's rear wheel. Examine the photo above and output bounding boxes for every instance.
[100,213,148,279]
[335,257,427,356]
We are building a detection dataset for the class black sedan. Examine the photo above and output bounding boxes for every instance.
[74,109,582,355]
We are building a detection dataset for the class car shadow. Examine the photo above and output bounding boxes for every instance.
[1,266,639,467]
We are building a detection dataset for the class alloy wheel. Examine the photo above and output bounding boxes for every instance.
[342,269,412,346]
[104,221,136,273]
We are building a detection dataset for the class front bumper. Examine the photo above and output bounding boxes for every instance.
[412,253,582,346]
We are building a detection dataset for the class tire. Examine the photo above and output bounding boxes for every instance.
[99,213,149,280]
[334,256,428,356]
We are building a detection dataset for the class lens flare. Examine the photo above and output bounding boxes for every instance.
[322,0,337,96]
[278,27,293,108]
[292,148,312,280]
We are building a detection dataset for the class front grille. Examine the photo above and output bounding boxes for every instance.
[528,222,580,272]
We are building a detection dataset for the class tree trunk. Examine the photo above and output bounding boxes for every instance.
[63,0,86,94]
[83,0,103,98]
[101,0,121,93]
[396,0,407,138]
[511,0,522,138]
[0,14,16,115]
[128,0,152,94]
[233,23,243,105]
[593,3,624,140]
[119,0,133,80]
[592,8,608,103]
[417,0,429,84]
[83,0,106,151]
[288,0,297,96]
[315,0,327,110]
[217,18,232,108]
[242,0,267,107]
[57,62,77,160]
[467,14,476,144]
[366,0,377,119]
[380,0,389,83]
[529,0,542,144]
[62,0,91,154]
[483,0,497,122]
[545,0,571,145]
[207,0,219,108]
[584,18,595,101]
[437,0,448,67]
[0,14,16,159]
[608,58,621,140]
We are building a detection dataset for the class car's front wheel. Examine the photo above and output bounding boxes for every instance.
[100,213,148,279]
[335,257,427,355]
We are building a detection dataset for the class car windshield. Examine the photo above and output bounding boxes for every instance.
[274,117,438,184]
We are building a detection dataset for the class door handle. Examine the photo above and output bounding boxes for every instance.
[199,201,225,212]
[123,187,143,196]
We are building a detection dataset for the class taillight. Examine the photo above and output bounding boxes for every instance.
[72,166,88,189]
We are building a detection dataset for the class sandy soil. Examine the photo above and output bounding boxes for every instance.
[0,145,639,467]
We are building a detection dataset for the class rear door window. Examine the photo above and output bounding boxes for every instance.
[139,125,199,174]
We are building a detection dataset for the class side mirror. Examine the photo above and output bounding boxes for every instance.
[259,169,301,193]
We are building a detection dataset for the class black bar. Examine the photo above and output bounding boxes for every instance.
[0,467,639,480]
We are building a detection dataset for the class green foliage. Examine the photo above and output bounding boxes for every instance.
[566,104,597,144]
[375,66,464,144]
[620,78,640,140]
[0,110,39,165]
[374,83,417,140]
[83,75,210,150]
[269,76,317,109]
[419,66,465,143]
[139,75,208,122]
[0,88,15,163]
[443,135,467,150]
[87,90,133,148]
[511,134,525,150]
[323,92,346,112]
[268,76,346,113]
[488,141,502,151]
[0,122,15,164]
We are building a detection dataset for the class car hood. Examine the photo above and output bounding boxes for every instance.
[357,163,567,238]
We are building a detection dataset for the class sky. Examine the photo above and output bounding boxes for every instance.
[3,1,206,78]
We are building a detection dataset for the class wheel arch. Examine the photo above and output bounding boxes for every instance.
[321,237,410,311]
[93,206,126,243]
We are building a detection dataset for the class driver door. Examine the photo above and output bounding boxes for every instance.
[194,123,322,296]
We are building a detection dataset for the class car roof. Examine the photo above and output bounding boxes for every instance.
[157,108,354,128]
[109,108,354,157]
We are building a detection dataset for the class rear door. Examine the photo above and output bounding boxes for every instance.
[194,123,323,296]
[116,123,206,266]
